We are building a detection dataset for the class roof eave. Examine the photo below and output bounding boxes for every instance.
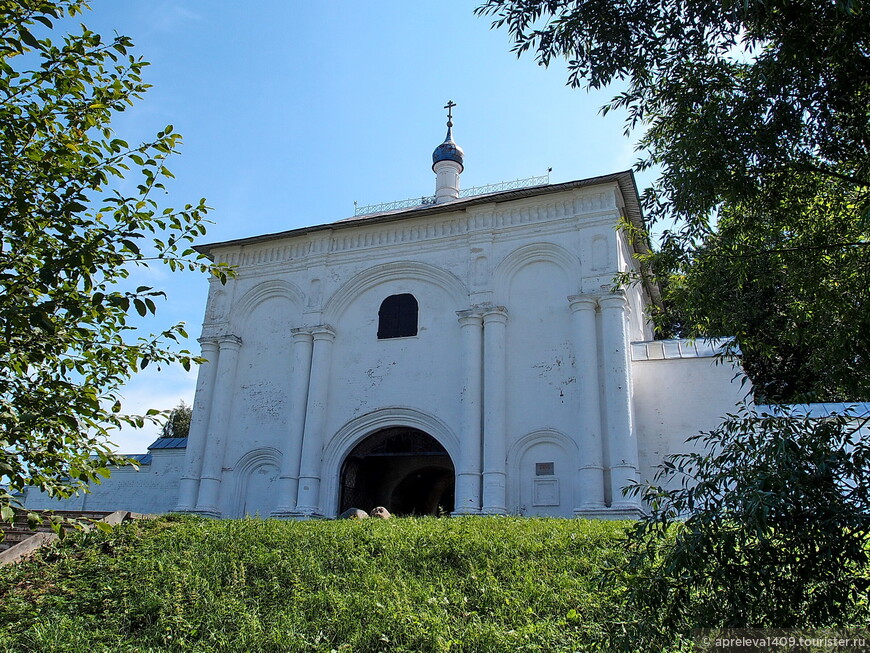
[613,171,663,311]
[195,171,638,258]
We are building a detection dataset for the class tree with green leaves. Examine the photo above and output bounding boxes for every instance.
[614,407,870,644]
[0,0,230,522]
[476,0,870,402]
[664,178,870,403]
[160,400,192,439]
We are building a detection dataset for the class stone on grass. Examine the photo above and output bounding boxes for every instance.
[338,508,368,520]
[370,506,391,519]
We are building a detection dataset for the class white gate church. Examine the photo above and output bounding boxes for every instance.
[25,106,745,518]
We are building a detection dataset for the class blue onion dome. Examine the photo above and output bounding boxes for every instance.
[432,123,464,172]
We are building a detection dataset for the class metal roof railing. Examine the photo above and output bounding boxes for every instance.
[458,174,549,199]
[353,173,550,217]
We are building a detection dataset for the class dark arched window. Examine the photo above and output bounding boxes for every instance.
[378,293,418,339]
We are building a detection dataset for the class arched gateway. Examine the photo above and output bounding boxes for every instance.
[338,427,455,516]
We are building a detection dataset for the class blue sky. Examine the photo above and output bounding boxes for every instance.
[70,1,646,452]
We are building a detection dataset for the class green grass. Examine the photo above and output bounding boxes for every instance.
[0,515,633,653]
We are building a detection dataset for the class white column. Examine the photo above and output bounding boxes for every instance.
[293,326,335,517]
[454,309,483,514]
[194,334,243,517]
[481,306,509,515]
[271,329,314,518]
[176,338,221,512]
[568,295,607,511]
[598,293,640,511]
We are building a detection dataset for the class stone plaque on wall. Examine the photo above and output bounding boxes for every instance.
[532,478,559,506]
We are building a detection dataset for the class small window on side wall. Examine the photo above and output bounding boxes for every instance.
[378,293,418,339]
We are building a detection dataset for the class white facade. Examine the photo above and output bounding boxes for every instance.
[26,168,751,518]
[159,168,746,519]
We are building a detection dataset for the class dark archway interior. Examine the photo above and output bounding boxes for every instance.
[339,427,455,516]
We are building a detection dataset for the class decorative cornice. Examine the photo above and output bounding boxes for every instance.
[597,292,627,310]
[208,188,622,270]
[481,305,508,323]
[456,308,484,326]
[217,334,243,349]
[567,294,599,312]
[312,325,336,341]
[198,172,635,255]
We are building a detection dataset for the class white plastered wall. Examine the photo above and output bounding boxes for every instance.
[631,345,749,491]
[24,449,185,514]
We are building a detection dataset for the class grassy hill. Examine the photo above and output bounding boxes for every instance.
[0,515,634,653]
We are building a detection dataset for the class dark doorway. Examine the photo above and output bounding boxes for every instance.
[339,427,455,516]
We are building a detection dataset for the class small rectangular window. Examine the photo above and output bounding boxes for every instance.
[535,462,555,476]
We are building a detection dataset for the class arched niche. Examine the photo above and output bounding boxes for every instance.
[590,234,611,273]
[226,281,304,451]
[507,429,578,517]
[500,246,578,437]
[321,264,466,409]
[229,279,305,332]
[227,447,282,518]
[492,242,581,305]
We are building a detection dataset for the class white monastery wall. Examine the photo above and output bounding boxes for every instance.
[24,450,184,514]
[631,343,748,491]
